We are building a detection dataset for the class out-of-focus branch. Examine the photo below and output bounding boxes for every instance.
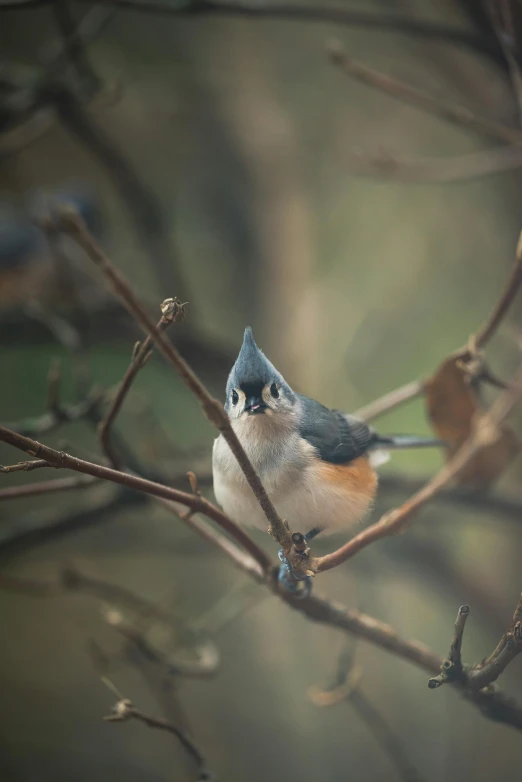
[50,0,101,93]
[103,687,212,781]
[487,0,522,126]
[467,595,522,690]
[310,645,426,782]
[0,474,97,499]
[3,391,103,437]
[341,144,522,183]
[0,1,503,62]
[103,608,219,679]
[354,379,425,422]
[98,297,186,469]
[470,231,522,351]
[327,40,522,145]
[379,473,522,521]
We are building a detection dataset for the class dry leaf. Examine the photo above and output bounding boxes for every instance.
[425,356,519,488]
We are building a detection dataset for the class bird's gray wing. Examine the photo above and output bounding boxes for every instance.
[297,395,376,464]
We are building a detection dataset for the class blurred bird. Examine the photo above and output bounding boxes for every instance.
[213,327,442,542]
[0,183,105,311]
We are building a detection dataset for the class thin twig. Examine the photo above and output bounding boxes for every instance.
[379,473,522,521]
[327,40,522,145]
[53,210,290,550]
[0,474,97,500]
[471,230,522,350]
[0,459,51,473]
[3,392,103,437]
[309,640,425,781]
[354,379,425,422]
[467,594,522,690]
[98,297,186,469]
[349,689,425,782]
[428,597,522,693]
[103,608,219,679]
[487,0,522,126]
[102,681,212,781]
[341,144,522,183]
[50,0,101,93]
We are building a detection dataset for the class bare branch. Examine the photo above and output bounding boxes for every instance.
[428,605,470,688]
[98,297,186,468]
[311,645,426,782]
[50,0,101,93]
[354,379,425,423]
[0,459,51,473]
[3,391,103,437]
[487,0,522,126]
[428,597,522,695]
[341,144,522,184]
[327,40,522,145]
[467,594,522,690]
[0,474,97,500]
[471,230,522,351]
[102,681,212,781]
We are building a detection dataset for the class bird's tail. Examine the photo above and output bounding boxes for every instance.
[372,434,446,450]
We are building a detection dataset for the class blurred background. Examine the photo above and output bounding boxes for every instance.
[1,1,522,780]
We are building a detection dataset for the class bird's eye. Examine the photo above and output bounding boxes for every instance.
[231,389,239,406]
[270,383,279,399]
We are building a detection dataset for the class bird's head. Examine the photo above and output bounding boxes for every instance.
[225,327,296,421]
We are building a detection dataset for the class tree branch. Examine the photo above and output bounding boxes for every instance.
[0,474,97,500]
[428,597,522,694]
[341,143,522,184]
[354,379,425,422]
[471,230,522,351]
[102,680,212,781]
[0,459,51,473]
[0,1,504,65]
[467,594,522,690]
[3,391,103,437]
[327,39,522,145]
[98,297,186,469]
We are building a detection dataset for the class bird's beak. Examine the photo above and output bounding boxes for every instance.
[244,394,267,415]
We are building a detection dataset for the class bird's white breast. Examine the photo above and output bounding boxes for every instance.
[212,413,375,535]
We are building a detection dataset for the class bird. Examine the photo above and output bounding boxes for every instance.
[213,327,442,543]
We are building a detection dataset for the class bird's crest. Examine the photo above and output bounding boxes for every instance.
[227,327,285,394]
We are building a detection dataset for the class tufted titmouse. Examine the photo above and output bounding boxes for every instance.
[213,327,442,541]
